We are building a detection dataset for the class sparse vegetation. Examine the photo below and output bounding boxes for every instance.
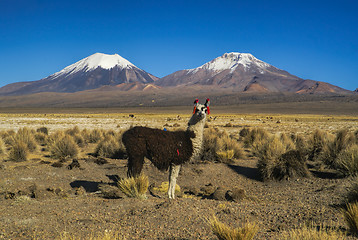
[343,202,358,236]
[280,224,346,240]
[0,112,358,239]
[117,175,149,199]
[203,128,244,163]
[94,135,120,158]
[12,127,37,152]
[321,129,357,169]
[8,138,28,162]
[49,134,78,161]
[209,216,258,240]
[255,133,310,181]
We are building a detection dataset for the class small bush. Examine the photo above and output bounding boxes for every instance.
[13,127,37,152]
[280,224,346,240]
[65,126,81,136]
[8,139,28,162]
[88,129,104,143]
[34,132,48,145]
[36,127,48,135]
[239,127,250,138]
[0,137,6,156]
[307,129,333,162]
[117,175,149,199]
[50,135,78,161]
[243,128,270,148]
[335,144,358,176]
[256,135,309,181]
[321,129,356,168]
[343,202,358,235]
[202,128,244,163]
[94,136,120,158]
[346,176,358,203]
[209,216,258,240]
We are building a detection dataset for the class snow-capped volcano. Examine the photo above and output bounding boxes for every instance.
[50,53,135,79]
[156,52,349,94]
[188,52,271,74]
[0,53,158,95]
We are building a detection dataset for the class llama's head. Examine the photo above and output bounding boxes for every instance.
[188,98,210,126]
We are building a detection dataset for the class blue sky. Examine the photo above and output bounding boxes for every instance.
[0,0,357,90]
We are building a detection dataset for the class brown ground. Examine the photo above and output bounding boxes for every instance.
[0,109,358,239]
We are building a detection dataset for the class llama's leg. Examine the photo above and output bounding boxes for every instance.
[168,164,181,199]
[127,155,145,177]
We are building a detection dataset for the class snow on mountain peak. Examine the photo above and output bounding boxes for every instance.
[189,52,271,73]
[50,53,136,79]
[84,53,135,70]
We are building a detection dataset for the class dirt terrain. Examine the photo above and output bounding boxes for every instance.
[0,109,358,239]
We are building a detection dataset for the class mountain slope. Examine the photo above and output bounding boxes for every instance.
[156,52,349,94]
[0,53,158,95]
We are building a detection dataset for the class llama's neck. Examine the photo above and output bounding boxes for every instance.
[187,116,206,161]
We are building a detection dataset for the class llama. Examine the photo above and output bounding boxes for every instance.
[122,98,210,199]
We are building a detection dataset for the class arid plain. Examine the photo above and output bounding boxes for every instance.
[1,102,358,239]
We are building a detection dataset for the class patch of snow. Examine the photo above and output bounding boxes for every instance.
[49,53,136,79]
[187,52,271,74]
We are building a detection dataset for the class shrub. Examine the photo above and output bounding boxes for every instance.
[65,126,81,136]
[202,128,244,163]
[239,127,250,138]
[343,202,358,235]
[280,224,346,240]
[50,135,78,161]
[13,127,37,152]
[322,130,357,168]
[243,128,270,149]
[335,144,358,176]
[117,175,149,199]
[34,132,48,145]
[36,127,48,135]
[0,137,6,156]
[306,129,333,162]
[209,216,258,240]
[346,176,358,203]
[94,135,120,158]
[8,139,28,162]
[256,135,309,181]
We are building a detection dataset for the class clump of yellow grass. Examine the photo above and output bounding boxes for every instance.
[209,216,258,240]
[117,174,149,200]
[280,224,346,240]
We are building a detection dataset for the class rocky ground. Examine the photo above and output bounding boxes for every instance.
[0,111,357,239]
[0,153,356,239]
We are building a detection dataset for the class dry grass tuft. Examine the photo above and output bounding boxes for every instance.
[49,134,78,161]
[343,202,358,235]
[346,176,358,203]
[117,175,149,199]
[94,135,120,158]
[255,134,309,181]
[321,129,356,168]
[280,224,346,240]
[8,138,28,162]
[335,144,358,176]
[243,128,270,149]
[12,127,37,152]
[203,128,244,163]
[0,137,6,156]
[307,129,333,162]
[209,216,258,240]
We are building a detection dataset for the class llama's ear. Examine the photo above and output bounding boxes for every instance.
[205,98,210,107]
[193,99,199,114]
[205,98,210,115]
